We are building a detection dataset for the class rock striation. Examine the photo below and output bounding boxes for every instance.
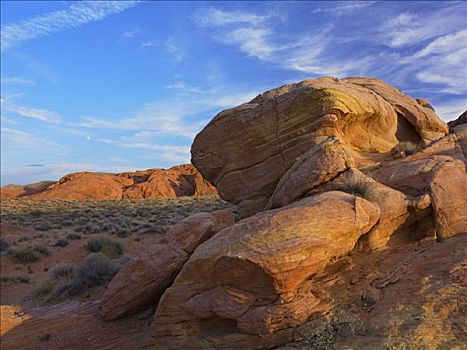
[98,77,465,349]
[191,77,448,217]
[99,209,236,321]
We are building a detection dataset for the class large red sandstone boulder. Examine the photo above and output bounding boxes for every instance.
[99,209,235,321]
[191,77,447,217]
[149,192,379,349]
[26,164,216,200]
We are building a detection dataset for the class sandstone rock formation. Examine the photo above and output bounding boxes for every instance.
[191,77,448,217]
[96,77,465,349]
[149,192,379,349]
[100,209,236,321]
[22,164,216,200]
[0,181,56,198]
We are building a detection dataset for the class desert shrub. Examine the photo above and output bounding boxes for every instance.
[54,254,119,296]
[119,255,132,265]
[9,246,39,263]
[340,176,374,199]
[53,239,69,247]
[294,307,363,349]
[77,253,119,287]
[31,281,53,306]
[82,222,101,234]
[49,262,76,279]
[62,220,74,226]
[34,223,52,231]
[0,239,10,252]
[330,308,363,337]
[0,275,30,284]
[87,235,123,258]
[33,244,50,256]
[66,232,83,240]
[394,141,418,156]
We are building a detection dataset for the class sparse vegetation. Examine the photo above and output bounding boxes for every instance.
[87,235,124,258]
[0,196,230,236]
[49,262,76,279]
[33,243,50,256]
[53,239,69,247]
[9,246,40,263]
[66,232,83,240]
[293,307,364,349]
[55,253,120,296]
[393,141,418,157]
[340,176,374,199]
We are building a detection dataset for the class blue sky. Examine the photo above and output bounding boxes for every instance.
[1,1,466,185]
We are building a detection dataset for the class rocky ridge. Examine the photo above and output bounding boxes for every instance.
[2,164,216,200]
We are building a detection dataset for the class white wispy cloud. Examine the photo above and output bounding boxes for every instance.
[78,88,258,137]
[432,99,467,122]
[311,1,376,14]
[1,97,61,123]
[165,36,186,62]
[378,5,464,48]
[1,1,138,51]
[141,40,159,48]
[1,127,57,149]
[194,7,272,27]
[1,76,35,85]
[121,28,140,39]
[193,5,467,97]
[166,81,202,93]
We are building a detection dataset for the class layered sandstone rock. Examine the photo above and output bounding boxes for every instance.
[93,77,465,349]
[100,209,235,321]
[312,168,432,251]
[191,77,447,217]
[149,192,379,349]
[25,164,216,200]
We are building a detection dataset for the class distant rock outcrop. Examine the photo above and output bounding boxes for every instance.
[19,164,216,200]
[0,181,56,198]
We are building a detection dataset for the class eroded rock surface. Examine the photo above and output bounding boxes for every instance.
[100,209,235,321]
[191,77,447,217]
[149,192,379,349]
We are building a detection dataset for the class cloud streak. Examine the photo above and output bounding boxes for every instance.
[1,1,138,51]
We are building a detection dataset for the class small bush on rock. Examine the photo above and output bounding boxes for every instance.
[393,141,418,157]
[341,177,374,199]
